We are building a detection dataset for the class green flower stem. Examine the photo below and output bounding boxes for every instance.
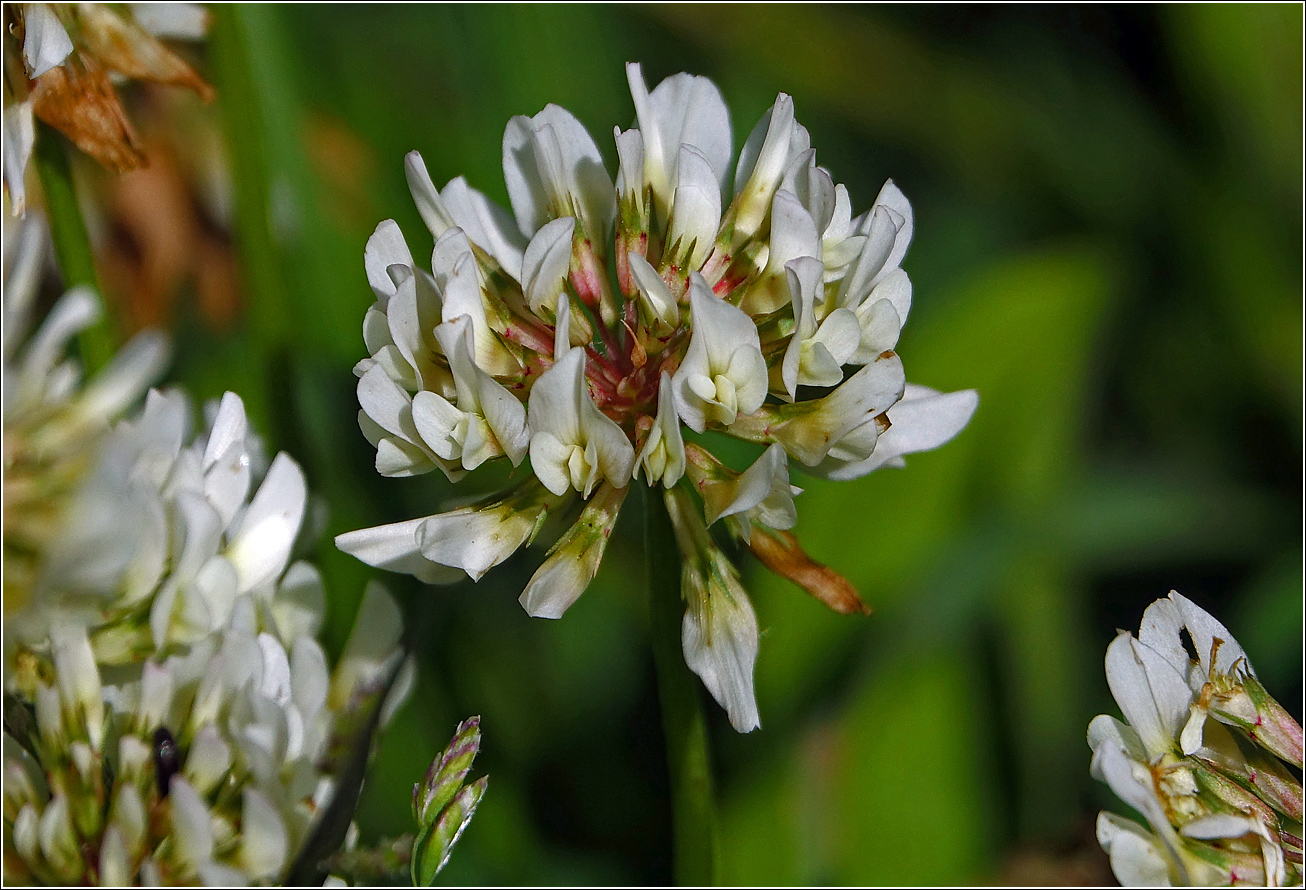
[33,127,115,372]
[207,3,290,444]
[645,486,718,886]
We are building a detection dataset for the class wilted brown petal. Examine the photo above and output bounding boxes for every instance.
[747,524,870,615]
[75,5,214,102]
[30,60,146,172]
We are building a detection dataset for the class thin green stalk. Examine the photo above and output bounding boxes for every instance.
[206,3,293,445]
[33,127,115,372]
[645,487,718,886]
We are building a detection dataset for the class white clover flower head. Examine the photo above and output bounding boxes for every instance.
[1088,591,1303,886]
[6,383,321,666]
[3,219,170,618]
[3,583,412,886]
[338,63,979,732]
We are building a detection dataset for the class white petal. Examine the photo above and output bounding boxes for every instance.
[411,389,468,461]
[99,826,132,887]
[436,234,516,376]
[529,431,574,497]
[702,444,793,529]
[1104,633,1191,759]
[811,308,860,367]
[667,145,722,268]
[851,296,903,364]
[780,255,825,399]
[476,374,529,466]
[404,151,457,241]
[130,3,210,40]
[440,175,528,280]
[1180,813,1255,840]
[837,205,899,309]
[335,517,457,585]
[23,4,73,78]
[816,384,978,480]
[330,583,403,707]
[579,395,636,490]
[137,662,175,733]
[256,632,292,706]
[1138,596,1191,679]
[521,216,575,316]
[1087,713,1147,765]
[182,725,231,797]
[15,287,99,407]
[2,102,35,217]
[78,330,171,424]
[416,502,541,581]
[733,93,810,240]
[364,219,415,302]
[50,625,103,747]
[225,454,306,594]
[1169,591,1250,678]
[519,483,625,618]
[357,364,422,443]
[1096,812,1174,887]
[200,391,246,469]
[672,275,766,431]
[758,351,905,467]
[199,863,250,887]
[744,190,821,314]
[870,179,913,283]
[168,777,214,869]
[871,267,912,325]
[376,435,438,478]
[682,582,761,733]
[614,126,645,201]
[385,265,440,390]
[270,560,326,639]
[1092,743,1171,839]
[627,63,732,212]
[290,636,329,717]
[502,105,615,239]
[527,346,585,454]
[635,373,685,487]
[628,253,678,330]
[782,151,836,235]
[238,789,288,880]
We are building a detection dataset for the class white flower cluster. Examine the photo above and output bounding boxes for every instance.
[2,230,415,884]
[3,218,170,617]
[338,63,978,732]
[5,586,408,885]
[1090,591,1303,886]
[8,384,321,665]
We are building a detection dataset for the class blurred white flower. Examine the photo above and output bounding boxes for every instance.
[3,583,412,886]
[1089,591,1303,886]
[6,384,321,664]
[3,219,169,617]
[339,63,979,731]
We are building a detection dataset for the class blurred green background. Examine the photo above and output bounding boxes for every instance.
[84,5,1302,884]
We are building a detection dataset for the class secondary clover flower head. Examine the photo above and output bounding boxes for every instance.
[1089,591,1303,887]
[5,381,326,665]
[3,218,170,616]
[3,3,213,215]
[3,585,413,885]
[338,63,978,732]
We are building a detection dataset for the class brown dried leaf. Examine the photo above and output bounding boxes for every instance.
[30,59,146,172]
[747,525,870,615]
[76,5,213,102]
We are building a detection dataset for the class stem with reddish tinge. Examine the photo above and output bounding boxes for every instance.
[645,486,718,885]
